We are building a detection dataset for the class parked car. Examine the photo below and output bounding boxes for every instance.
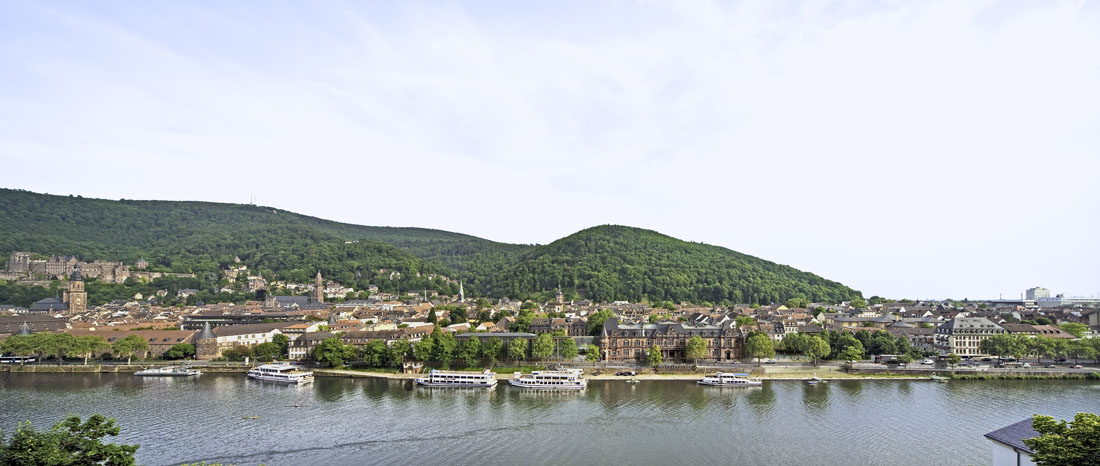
[1072,365,1083,369]
[1021,363,1031,368]
[1056,358,1068,364]
[1046,364,1056,368]
[764,359,776,364]
[616,371,637,377]
[920,359,934,365]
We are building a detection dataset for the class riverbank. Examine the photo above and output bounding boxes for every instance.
[0,364,249,374]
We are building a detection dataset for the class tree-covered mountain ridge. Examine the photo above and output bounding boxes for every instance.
[0,189,861,304]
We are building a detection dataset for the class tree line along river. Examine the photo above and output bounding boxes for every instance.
[0,373,1095,466]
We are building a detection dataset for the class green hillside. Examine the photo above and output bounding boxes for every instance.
[486,225,861,305]
[0,189,861,305]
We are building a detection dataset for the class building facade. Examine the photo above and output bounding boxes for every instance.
[601,317,743,363]
[934,317,1006,356]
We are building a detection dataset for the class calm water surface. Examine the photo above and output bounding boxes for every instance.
[1,373,1096,466]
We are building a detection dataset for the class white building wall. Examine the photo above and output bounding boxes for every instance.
[991,441,1034,466]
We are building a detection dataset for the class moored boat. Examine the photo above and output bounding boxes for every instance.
[247,363,314,384]
[929,375,948,383]
[415,370,498,388]
[508,368,586,390]
[135,365,201,377]
[697,372,762,387]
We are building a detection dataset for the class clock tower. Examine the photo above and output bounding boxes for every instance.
[63,265,87,314]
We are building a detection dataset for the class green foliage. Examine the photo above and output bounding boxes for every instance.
[946,353,961,365]
[70,336,110,365]
[648,345,663,367]
[251,342,280,362]
[561,338,579,360]
[1035,317,1054,326]
[1023,412,1100,466]
[849,297,867,309]
[488,226,860,305]
[735,316,757,328]
[511,309,534,334]
[0,414,138,465]
[461,336,481,366]
[0,191,861,306]
[361,340,388,367]
[111,335,149,365]
[432,332,458,367]
[387,340,411,367]
[745,333,776,365]
[1060,323,1088,338]
[313,337,356,367]
[779,333,808,354]
[685,336,707,363]
[583,344,600,362]
[481,337,503,364]
[587,310,614,336]
[162,343,195,360]
[508,338,528,361]
[803,337,830,366]
[785,297,808,309]
[272,334,290,358]
[412,338,434,362]
[532,334,554,361]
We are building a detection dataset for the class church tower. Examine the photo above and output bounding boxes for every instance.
[315,271,324,303]
[459,280,465,303]
[63,265,87,314]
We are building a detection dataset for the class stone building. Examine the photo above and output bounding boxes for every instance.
[601,317,743,363]
[934,317,1006,357]
[62,266,87,314]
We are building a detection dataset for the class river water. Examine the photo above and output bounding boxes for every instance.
[0,373,1096,466]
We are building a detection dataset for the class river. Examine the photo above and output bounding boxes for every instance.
[0,373,1096,465]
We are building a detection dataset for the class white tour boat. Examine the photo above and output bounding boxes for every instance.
[415,370,498,388]
[135,365,201,377]
[697,372,762,387]
[247,363,314,384]
[508,368,587,390]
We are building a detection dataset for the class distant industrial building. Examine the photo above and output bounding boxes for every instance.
[1025,287,1050,300]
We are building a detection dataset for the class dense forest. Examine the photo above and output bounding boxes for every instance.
[0,189,861,305]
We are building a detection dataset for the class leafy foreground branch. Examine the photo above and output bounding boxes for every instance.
[1024,412,1100,466]
[0,414,138,466]
[0,415,256,466]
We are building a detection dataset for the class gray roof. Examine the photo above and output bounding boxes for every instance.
[29,298,67,312]
[197,321,216,339]
[984,418,1038,453]
[455,332,536,339]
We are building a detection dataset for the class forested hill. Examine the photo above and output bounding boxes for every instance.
[0,189,861,304]
[485,225,862,305]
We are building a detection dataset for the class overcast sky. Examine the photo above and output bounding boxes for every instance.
[2,1,1098,300]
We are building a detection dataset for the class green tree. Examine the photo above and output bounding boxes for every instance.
[849,297,867,309]
[0,414,139,466]
[388,340,412,367]
[1059,323,1088,338]
[745,333,775,366]
[838,345,864,362]
[433,332,458,367]
[803,336,830,366]
[532,334,554,361]
[252,342,281,362]
[508,338,528,361]
[685,336,707,364]
[71,336,109,366]
[272,333,290,358]
[162,342,195,360]
[647,345,663,368]
[735,316,757,328]
[1068,339,1098,365]
[482,337,503,365]
[111,335,149,365]
[1023,412,1100,466]
[361,340,388,367]
[780,333,808,354]
[313,337,356,367]
[561,338,579,360]
[785,297,808,309]
[586,310,614,336]
[461,336,481,367]
[512,309,534,333]
[648,314,659,324]
[946,353,961,366]
[584,343,600,362]
[413,338,434,362]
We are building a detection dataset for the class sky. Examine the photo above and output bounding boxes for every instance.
[1,1,1098,301]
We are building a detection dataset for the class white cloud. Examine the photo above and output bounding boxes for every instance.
[1,0,1097,299]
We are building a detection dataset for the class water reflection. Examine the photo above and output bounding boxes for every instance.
[744,383,776,417]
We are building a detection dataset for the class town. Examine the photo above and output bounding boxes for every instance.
[2,252,1098,377]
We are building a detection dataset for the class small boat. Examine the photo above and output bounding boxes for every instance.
[242,416,261,420]
[625,378,640,384]
[509,369,586,390]
[135,365,201,377]
[247,363,314,384]
[698,372,762,387]
[929,375,948,383]
[415,370,498,388]
[807,374,826,385]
